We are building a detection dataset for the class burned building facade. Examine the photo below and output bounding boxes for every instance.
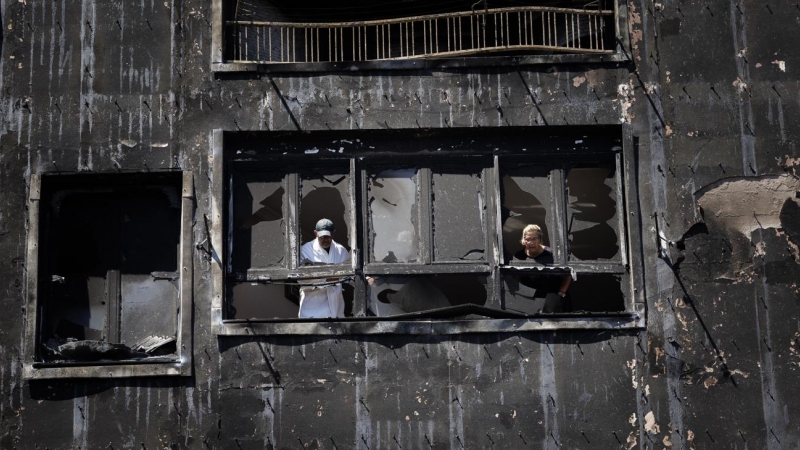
[0,0,799,448]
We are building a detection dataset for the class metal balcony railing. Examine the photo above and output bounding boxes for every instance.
[225,5,617,64]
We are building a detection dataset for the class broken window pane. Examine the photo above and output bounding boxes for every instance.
[432,166,486,261]
[300,167,352,251]
[229,282,300,319]
[501,164,553,263]
[566,164,619,260]
[367,275,487,316]
[231,170,285,271]
[367,168,419,263]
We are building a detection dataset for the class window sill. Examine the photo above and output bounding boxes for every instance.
[23,358,190,380]
[212,308,645,336]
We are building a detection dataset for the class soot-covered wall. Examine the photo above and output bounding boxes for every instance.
[0,0,798,449]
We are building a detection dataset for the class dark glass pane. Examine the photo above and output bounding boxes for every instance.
[566,164,619,260]
[501,164,553,263]
[231,170,285,271]
[432,167,486,261]
[300,167,351,250]
[367,275,487,316]
[367,168,419,263]
[229,282,299,319]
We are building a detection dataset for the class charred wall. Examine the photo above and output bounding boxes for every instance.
[0,0,798,448]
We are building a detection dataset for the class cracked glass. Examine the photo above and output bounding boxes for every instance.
[367,168,419,263]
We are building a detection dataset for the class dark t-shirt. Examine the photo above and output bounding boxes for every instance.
[513,247,554,264]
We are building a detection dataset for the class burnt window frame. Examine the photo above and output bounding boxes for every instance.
[22,171,194,380]
[226,159,358,283]
[210,0,631,73]
[210,126,645,336]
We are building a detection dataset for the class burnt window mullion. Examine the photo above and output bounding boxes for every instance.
[419,167,433,265]
[486,157,503,309]
[352,158,368,317]
[614,151,628,268]
[286,172,300,270]
[491,155,504,267]
[550,160,568,265]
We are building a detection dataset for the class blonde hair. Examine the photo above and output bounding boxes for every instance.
[520,224,543,245]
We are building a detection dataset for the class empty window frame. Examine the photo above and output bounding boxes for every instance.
[211,0,630,71]
[23,171,194,379]
[211,127,643,334]
[225,160,357,320]
[499,155,628,315]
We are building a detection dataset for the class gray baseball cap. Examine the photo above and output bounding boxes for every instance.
[315,218,335,237]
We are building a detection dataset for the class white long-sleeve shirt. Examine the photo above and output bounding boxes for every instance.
[298,239,349,318]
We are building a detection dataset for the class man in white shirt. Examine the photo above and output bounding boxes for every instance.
[298,218,350,318]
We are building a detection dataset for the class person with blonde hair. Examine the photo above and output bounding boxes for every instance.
[514,224,572,312]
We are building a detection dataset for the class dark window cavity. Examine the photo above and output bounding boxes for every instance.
[35,173,185,364]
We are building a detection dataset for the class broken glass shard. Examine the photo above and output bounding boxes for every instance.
[566,165,619,260]
[367,168,419,263]
[232,171,285,271]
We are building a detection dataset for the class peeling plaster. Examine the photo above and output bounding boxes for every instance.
[696,174,800,238]
[643,411,660,434]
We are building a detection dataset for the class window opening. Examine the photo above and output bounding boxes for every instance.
[231,169,285,272]
[299,167,352,251]
[501,163,553,263]
[566,163,619,261]
[567,273,624,312]
[368,275,488,317]
[215,128,640,327]
[34,173,187,366]
[502,271,573,314]
[432,166,487,262]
